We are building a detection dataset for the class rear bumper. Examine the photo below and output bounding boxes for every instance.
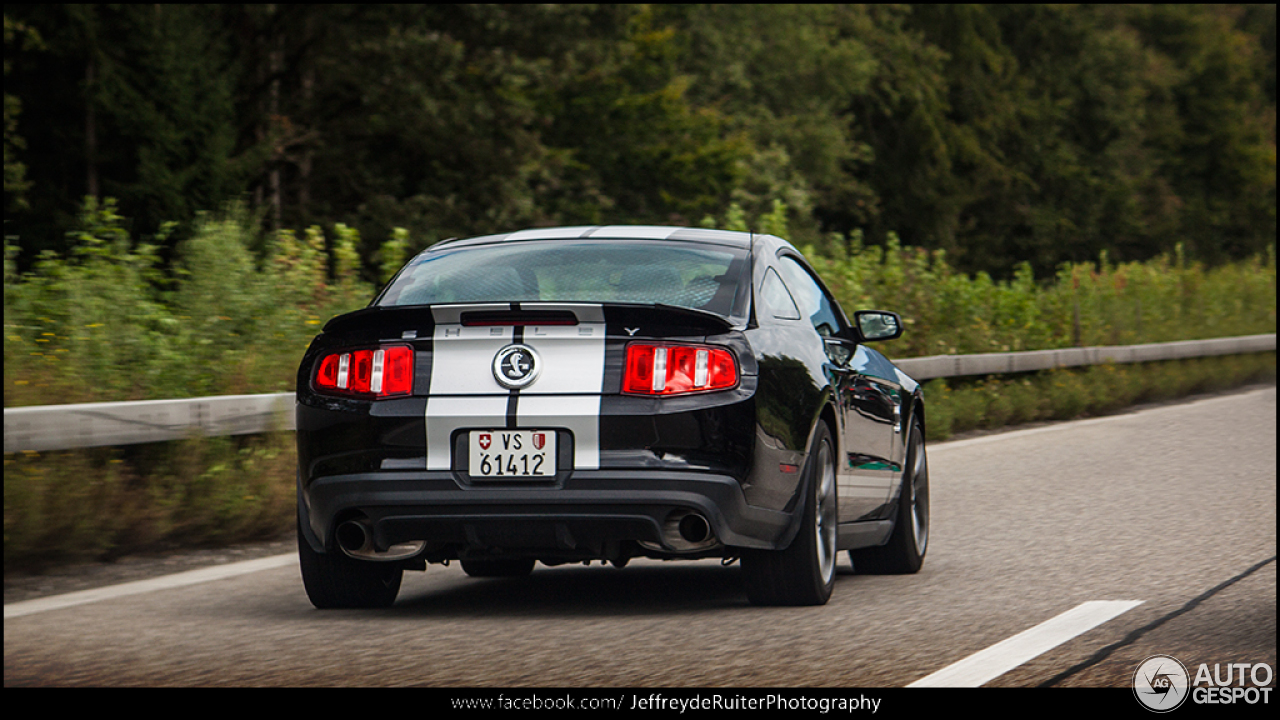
[299,468,794,558]
[295,370,809,561]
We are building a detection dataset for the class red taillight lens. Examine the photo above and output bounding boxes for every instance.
[623,343,737,395]
[348,349,374,394]
[380,345,414,395]
[313,345,414,398]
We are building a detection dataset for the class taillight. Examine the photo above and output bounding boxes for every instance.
[313,345,414,398]
[623,343,737,395]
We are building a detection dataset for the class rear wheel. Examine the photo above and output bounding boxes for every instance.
[460,557,536,577]
[849,416,928,574]
[742,423,838,606]
[298,515,403,608]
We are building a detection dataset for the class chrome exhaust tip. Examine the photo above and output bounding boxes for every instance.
[678,512,712,544]
[335,520,425,562]
[648,510,718,553]
[336,520,373,555]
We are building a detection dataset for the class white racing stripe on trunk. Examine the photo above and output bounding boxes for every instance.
[517,324,605,395]
[426,306,512,471]
[424,304,606,472]
[428,309,513,396]
[517,395,602,470]
[425,396,509,471]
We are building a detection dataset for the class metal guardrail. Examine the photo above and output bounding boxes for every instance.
[893,333,1276,381]
[5,393,295,453]
[4,333,1274,453]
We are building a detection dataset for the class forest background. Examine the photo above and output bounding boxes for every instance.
[5,5,1275,278]
[3,5,1275,565]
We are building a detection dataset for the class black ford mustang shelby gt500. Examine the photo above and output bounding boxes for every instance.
[296,226,928,607]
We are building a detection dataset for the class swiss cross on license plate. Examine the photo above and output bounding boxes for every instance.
[468,430,555,478]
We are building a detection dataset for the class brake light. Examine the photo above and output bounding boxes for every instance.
[313,345,414,397]
[623,343,737,395]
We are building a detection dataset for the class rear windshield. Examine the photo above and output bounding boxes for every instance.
[378,240,747,316]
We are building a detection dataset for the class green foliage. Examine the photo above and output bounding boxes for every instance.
[806,234,1276,359]
[3,14,42,211]
[379,228,411,285]
[4,198,173,402]
[5,194,1273,408]
[4,198,382,405]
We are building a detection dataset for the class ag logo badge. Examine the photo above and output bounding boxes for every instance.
[493,344,541,389]
[1133,654,1190,712]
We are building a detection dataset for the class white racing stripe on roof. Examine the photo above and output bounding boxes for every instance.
[585,225,686,239]
[502,226,599,241]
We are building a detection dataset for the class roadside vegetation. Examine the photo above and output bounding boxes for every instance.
[3,199,1274,571]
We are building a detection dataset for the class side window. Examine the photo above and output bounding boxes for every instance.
[776,256,842,337]
[759,267,801,320]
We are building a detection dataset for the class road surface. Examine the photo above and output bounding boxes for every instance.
[5,387,1275,690]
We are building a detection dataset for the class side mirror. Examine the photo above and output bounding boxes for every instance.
[854,310,903,342]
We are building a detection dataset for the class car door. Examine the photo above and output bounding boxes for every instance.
[773,255,900,522]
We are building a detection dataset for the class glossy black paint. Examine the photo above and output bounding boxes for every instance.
[296,229,923,567]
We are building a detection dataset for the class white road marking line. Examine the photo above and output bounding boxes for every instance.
[4,553,297,620]
[907,600,1144,687]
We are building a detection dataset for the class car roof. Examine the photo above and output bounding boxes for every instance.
[428,225,758,252]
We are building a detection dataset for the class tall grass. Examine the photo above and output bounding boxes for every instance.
[4,432,296,570]
[804,232,1276,360]
[923,353,1276,440]
[3,199,404,407]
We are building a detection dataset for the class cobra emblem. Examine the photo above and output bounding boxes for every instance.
[492,344,541,389]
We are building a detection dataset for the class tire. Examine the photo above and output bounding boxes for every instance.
[849,416,928,574]
[459,557,536,578]
[741,422,838,606]
[298,514,403,609]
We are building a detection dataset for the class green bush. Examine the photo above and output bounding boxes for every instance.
[4,199,409,406]
[806,239,1275,360]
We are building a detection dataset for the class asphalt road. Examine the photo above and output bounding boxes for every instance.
[4,386,1275,689]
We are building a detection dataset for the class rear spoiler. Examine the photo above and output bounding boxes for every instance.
[322,301,737,340]
[602,303,735,335]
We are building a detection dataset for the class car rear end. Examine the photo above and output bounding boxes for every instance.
[296,231,793,575]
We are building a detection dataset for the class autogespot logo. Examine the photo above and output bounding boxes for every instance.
[1134,655,1191,712]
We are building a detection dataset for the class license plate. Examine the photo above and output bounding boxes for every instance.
[468,430,556,478]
